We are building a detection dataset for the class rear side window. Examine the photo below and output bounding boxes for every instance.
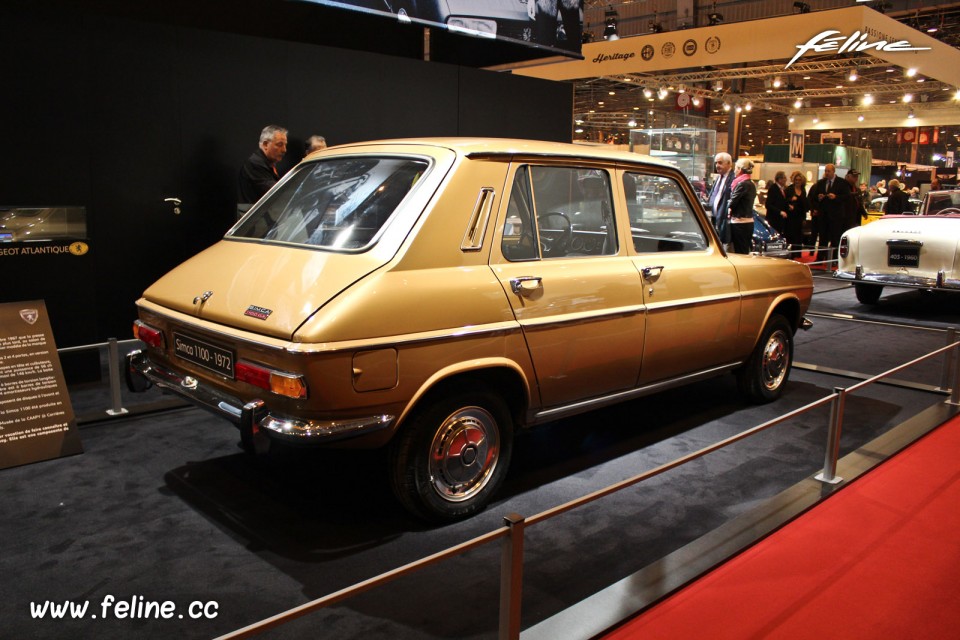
[231,157,428,251]
[625,173,708,253]
[501,165,618,261]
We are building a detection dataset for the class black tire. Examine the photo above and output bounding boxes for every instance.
[388,387,513,523]
[737,314,793,404]
[855,283,883,305]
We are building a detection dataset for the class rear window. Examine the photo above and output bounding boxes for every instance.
[230,156,429,250]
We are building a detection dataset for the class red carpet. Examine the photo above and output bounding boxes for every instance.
[602,416,960,640]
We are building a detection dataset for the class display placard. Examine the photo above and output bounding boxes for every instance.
[0,300,82,469]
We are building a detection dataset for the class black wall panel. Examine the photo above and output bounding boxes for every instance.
[0,4,572,346]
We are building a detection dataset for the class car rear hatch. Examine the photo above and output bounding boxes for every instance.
[141,240,387,340]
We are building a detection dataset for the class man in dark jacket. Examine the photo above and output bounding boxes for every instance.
[238,125,288,205]
[708,152,734,245]
[810,163,852,264]
[883,179,911,215]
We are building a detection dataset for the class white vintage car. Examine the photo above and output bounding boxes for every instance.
[836,190,960,304]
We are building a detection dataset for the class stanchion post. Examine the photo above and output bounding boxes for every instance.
[106,338,129,416]
[952,337,960,406]
[499,513,525,640]
[940,327,956,393]
[815,387,845,484]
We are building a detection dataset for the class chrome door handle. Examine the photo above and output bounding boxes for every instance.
[510,276,543,295]
[641,265,664,279]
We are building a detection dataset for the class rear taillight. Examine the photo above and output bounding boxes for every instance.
[133,320,164,348]
[839,236,849,259]
[236,361,308,399]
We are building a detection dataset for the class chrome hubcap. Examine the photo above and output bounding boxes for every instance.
[761,329,790,391]
[429,407,500,503]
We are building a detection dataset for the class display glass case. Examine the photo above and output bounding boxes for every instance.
[629,128,717,199]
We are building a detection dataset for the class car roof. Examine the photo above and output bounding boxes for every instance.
[329,137,673,169]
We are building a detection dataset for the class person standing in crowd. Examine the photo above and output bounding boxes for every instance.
[883,179,911,215]
[708,152,734,246]
[728,158,757,255]
[809,163,852,263]
[764,171,789,234]
[843,170,868,228]
[238,125,288,205]
[784,171,809,252]
[305,135,327,154]
[931,175,942,191]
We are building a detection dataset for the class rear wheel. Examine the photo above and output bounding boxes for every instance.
[854,283,883,304]
[737,314,793,403]
[389,387,513,523]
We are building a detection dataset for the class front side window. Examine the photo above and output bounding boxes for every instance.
[625,173,708,253]
[501,165,617,261]
[231,157,428,251]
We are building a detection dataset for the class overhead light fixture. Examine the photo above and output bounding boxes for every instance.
[643,87,653,98]
[908,109,916,119]
[735,104,743,113]
[713,80,723,92]
[906,68,917,78]
[692,96,702,107]
[848,67,858,82]
[708,12,723,26]
[744,102,752,111]
[658,87,668,100]
[857,114,865,122]
[788,116,795,123]
[627,118,637,128]
[812,115,820,123]
[722,101,731,111]
[603,8,619,41]
[794,98,803,109]
[773,76,783,88]
[903,93,914,103]
[955,88,960,101]
[793,2,810,14]
[863,94,874,106]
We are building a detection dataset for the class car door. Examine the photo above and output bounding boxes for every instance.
[623,171,742,384]
[490,163,646,409]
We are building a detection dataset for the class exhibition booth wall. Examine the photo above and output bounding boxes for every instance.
[0,4,572,362]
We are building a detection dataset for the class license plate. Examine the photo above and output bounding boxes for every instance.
[173,333,235,378]
[888,246,920,268]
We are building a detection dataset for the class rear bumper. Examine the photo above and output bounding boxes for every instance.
[835,266,960,291]
[126,350,394,444]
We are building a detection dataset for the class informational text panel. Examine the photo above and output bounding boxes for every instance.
[0,300,83,469]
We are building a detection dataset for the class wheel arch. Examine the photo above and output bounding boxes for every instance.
[394,359,532,433]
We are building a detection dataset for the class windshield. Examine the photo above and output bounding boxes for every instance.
[230,156,429,250]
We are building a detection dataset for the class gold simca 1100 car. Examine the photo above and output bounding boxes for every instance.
[127,138,813,521]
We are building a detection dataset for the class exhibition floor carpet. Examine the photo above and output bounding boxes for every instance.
[601,415,960,640]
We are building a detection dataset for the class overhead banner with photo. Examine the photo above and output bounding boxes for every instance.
[301,0,583,58]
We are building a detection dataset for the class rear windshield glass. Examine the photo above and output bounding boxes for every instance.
[230,156,429,250]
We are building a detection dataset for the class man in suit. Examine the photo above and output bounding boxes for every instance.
[708,152,734,246]
[238,125,288,205]
[764,171,789,234]
[810,163,852,265]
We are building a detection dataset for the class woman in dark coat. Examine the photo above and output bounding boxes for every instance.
[785,170,810,251]
[728,158,757,255]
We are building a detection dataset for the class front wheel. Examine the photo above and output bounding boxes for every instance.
[737,314,793,403]
[855,283,883,304]
[388,387,513,523]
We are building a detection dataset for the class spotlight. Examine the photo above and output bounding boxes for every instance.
[813,115,820,123]
[722,102,731,111]
[773,76,783,88]
[848,67,858,82]
[744,102,752,111]
[863,94,874,106]
[793,2,810,14]
[908,109,915,119]
[643,87,653,98]
[708,12,723,26]
[627,118,637,128]
[906,68,917,78]
[903,93,913,103]
[857,114,865,122]
[794,98,803,109]
[650,21,664,33]
[713,80,723,92]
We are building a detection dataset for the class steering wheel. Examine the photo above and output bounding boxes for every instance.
[935,207,960,216]
[537,212,572,258]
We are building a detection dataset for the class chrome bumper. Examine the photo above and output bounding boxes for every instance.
[835,266,960,291]
[126,350,394,444]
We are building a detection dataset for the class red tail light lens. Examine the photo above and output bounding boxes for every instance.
[839,236,849,259]
[133,320,164,348]
[236,361,307,399]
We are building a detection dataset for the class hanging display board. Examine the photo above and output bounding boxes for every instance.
[0,300,82,469]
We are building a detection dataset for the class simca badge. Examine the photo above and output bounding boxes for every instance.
[244,305,273,320]
[19,308,39,325]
